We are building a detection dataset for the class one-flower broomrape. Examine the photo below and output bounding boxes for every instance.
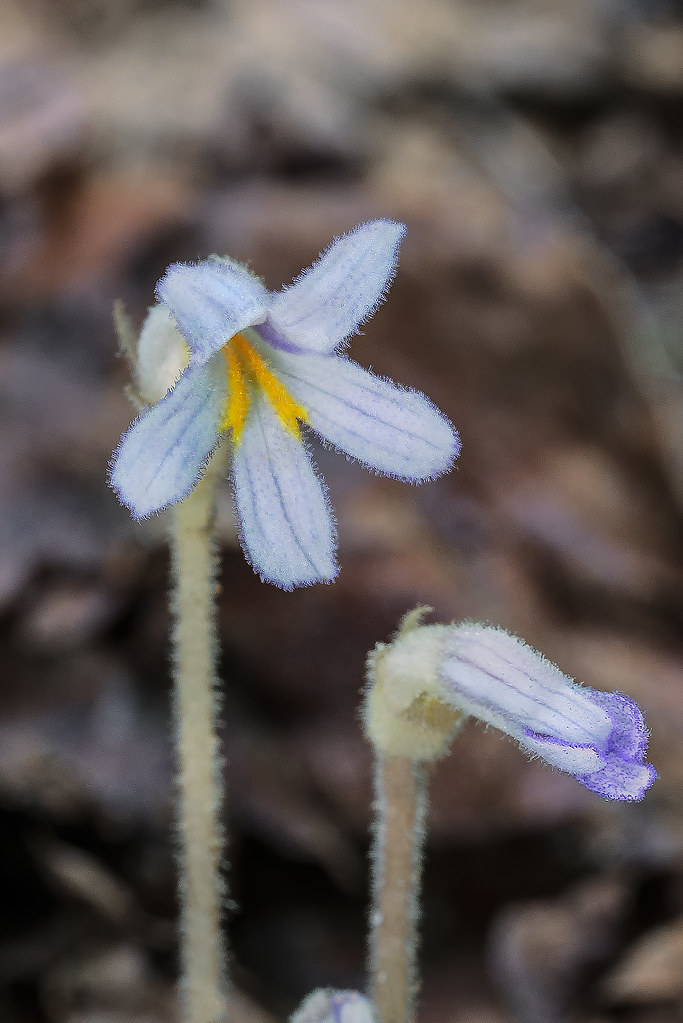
[110,221,459,588]
[366,618,656,801]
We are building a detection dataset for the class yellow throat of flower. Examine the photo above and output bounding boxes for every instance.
[221,332,307,444]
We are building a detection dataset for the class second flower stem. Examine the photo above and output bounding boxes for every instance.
[370,754,429,1023]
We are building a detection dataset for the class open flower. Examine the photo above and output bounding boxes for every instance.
[365,617,656,801]
[110,220,459,589]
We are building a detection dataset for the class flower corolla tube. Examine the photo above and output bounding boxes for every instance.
[110,220,459,589]
[366,619,656,801]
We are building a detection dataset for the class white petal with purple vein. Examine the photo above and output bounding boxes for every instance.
[232,393,337,589]
[157,259,269,364]
[269,351,459,480]
[440,624,612,747]
[110,360,224,519]
[519,733,605,775]
[269,220,405,354]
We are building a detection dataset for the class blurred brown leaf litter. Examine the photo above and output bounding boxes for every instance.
[1,0,682,1020]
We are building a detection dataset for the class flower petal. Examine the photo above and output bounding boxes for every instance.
[269,220,405,354]
[270,352,459,480]
[578,755,657,802]
[232,393,337,588]
[520,732,606,776]
[110,361,224,519]
[575,689,657,800]
[586,689,650,760]
[157,259,269,364]
[440,624,612,747]
[136,305,189,405]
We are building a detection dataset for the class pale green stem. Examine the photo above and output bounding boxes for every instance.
[170,461,226,1023]
[369,753,429,1023]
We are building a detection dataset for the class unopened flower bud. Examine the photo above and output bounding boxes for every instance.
[290,989,377,1023]
[365,613,656,801]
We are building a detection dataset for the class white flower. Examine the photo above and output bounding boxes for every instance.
[110,220,459,588]
[366,619,656,801]
[290,989,377,1023]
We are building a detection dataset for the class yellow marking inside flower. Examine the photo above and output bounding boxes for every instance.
[403,693,463,733]
[220,332,307,444]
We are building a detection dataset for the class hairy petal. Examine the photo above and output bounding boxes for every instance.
[577,754,657,801]
[519,733,606,776]
[586,689,650,759]
[157,259,269,364]
[524,731,656,800]
[270,352,459,480]
[575,689,657,801]
[269,220,405,354]
[232,393,337,589]
[440,624,612,745]
[135,305,189,404]
[110,361,224,519]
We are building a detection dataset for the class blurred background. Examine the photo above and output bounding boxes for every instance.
[1,0,683,1020]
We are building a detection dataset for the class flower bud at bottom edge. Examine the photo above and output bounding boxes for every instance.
[290,989,377,1023]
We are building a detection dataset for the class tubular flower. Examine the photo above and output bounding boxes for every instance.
[366,619,656,801]
[110,220,459,588]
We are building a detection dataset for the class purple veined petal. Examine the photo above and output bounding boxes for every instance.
[520,730,606,777]
[585,688,650,760]
[232,392,337,589]
[577,754,657,802]
[520,730,657,800]
[255,317,308,355]
[269,220,406,355]
[439,624,612,747]
[109,360,224,519]
[268,351,460,481]
[156,259,269,365]
[519,694,657,800]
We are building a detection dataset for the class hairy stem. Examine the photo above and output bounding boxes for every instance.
[369,754,429,1023]
[170,463,226,1023]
